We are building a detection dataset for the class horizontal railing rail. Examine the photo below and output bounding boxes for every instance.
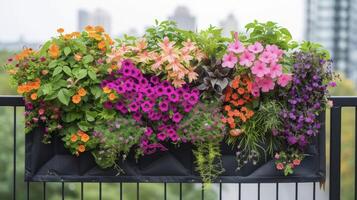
[0,95,356,200]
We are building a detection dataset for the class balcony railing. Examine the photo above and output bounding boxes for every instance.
[0,95,356,200]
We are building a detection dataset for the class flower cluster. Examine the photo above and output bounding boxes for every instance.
[101,59,200,153]
[221,75,255,135]
[274,150,303,176]
[107,36,205,87]
[222,34,292,97]
[63,130,96,156]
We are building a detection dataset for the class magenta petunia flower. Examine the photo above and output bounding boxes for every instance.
[157,132,167,141]
[132,112,142,122]
[172,112,183,123]
[150,76,160,84]
[159,101,169,112]
[103,101,113,109]
[144,127,153,137]
[129,101,140,112]
[168,91,179,102]
[141,101,153,113]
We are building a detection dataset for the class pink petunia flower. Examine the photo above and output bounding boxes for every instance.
[276,163,284,170]
[277,74,292,87]
[265,44,283,58]
[251,82,260,97]
[269,63,283,78]
[259,51,277,64]
[257,77,275,92]
[248,42,264,54]
[239,50,255,67]
[222,52,238,68]
[251,61,270,77]
[228,40,245,54]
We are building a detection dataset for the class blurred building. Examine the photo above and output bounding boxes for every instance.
[168,6,196,31]
[77,9,112,34]
[0,36,40,51]
[219,13,239,37]
[305,0,357,82]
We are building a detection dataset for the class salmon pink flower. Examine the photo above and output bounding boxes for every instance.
[182,39,196,52]
[251,61,269,77]
[248,42,264,54]
[222,53,238,68]
[293,159,301,166]
[239,50,255,67]
[276,163,284,170]
[158,36,175,52]
[269,63,283,78]
[277,74,292,87]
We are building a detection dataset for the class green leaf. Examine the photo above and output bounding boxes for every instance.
[52,80,68,90]
[74,69,87,80]
[58,88,70,105]
[85,111,96,122]
[44,92,57,100]
[63,66,72,76]
[42,84,53,95]
[88,70,97,80]
[82,55,94,64]
[64,47,71,56]
[48,60,57,69]
[90,86,102,99]
[53,66,63,76]
[78,121,91,131]
[63,112,82,123]
[39,41,51,56]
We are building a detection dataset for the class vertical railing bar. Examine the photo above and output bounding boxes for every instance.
[164,182,167,200]
[313,182,316,200]
[330,106,341,200]
[355,107,357,200]
[179,182,182,200]
[43,182,46,200]
[62,182,64,200]
[26,181,30,200]
[99,182,102,200]
[295,182,298,200]
[238,183,241,200]
[137,182,140,200]
[258,183,260,200]
[201,183,204,200]
[81,182,84,200]
[219,182,222,200]
[12,106,16,200]
[120,182,123,200]
[276,183,279,200]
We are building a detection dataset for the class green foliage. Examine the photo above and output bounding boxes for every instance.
[194,26,230,58]
[242,20,298,50]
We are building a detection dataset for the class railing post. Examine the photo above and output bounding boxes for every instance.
[330,106,341,200]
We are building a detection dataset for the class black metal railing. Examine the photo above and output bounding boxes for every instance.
[0,95,356,200]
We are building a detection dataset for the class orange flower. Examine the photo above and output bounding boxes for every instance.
[227,117,234,125]
[74,53,82,61]
[78,145,86,152]
[77,88,87,97]
[72,32,81,38]
[72,94,81,104]
[77,130,85,136]
[237,88,245,95]
[231,79,239,89]
[85,25,94,32]
[30,93,37,100]
[95,26,105,33]
[57,28,64,33]
[48,43,60,58]
[229,129,242,137]
[103,86,111,94]
[231,93,238,100]
[71,134,78,142]
[108,93,116,101]
[98,41,106,50]
[224,105,231,111]
[81,133,90,142]
[64,34,73,40]
[221,117,227,123]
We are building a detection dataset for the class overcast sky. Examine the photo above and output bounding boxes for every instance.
[0,0,305,42]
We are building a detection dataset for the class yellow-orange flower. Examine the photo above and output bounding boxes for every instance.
[77,130,85,136]
[108,93,116,101]
[95,26,105,33]
[78,145,86,152]
[71,134,78,142]
[71,32,81,38]
[8,69,17,75]
[57,28,64,33]
[72,94,81,104]
[30,93,37,100]
[81,133,90,142]
[85,25,94,32]
[48,43,60,58]
[74,53,82,61]
[15,48,33,61]
[98,41,106,50]
[77,88,87,97]
[103,86,111,94]
[64,34,73,40]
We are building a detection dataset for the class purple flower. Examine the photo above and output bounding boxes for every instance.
[145,127,153,137]
[159,101,169,112]
[141,101,153,113]
[172,112,183,123]
[156,86,165,96]
[103,101,113,109]
[187,93,199,105]
[157,132,166,141]
[25,102,34,110]
[150,76,159,84]
[139,78,148,87]
[168,91,179,102]
[116,85,125,94]
[287,136,297,145]
[132,112,142,122]
[129,101,140,112]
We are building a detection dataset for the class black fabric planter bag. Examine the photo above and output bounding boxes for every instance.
[25,113,326,183]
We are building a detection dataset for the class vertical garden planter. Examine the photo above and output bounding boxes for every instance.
[25,113,325,183]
